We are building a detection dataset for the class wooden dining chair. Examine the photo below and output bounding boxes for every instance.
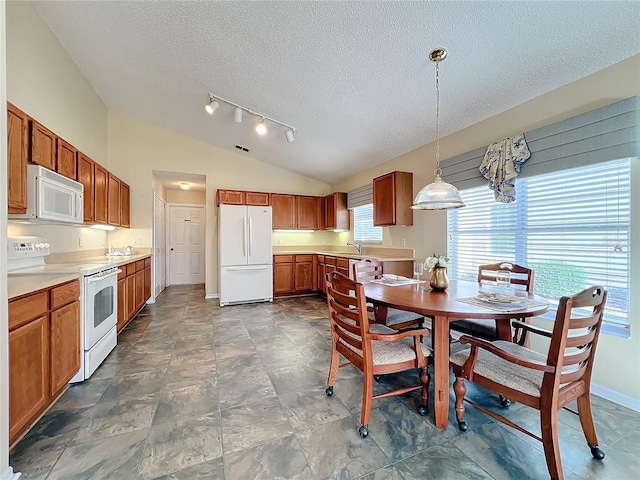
[352,258,426,330]
[325,271,431,438]
[450,286,607,480]
[450,262,535,342]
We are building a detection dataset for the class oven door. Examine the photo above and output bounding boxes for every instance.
[84,269,119,349]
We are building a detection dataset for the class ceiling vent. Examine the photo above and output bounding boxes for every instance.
[235,144,250,152]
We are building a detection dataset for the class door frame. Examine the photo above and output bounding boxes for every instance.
[167,203,206,286]
[152,192,167,301]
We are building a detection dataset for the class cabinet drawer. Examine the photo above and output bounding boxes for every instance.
[144,257,151,268]
[295,254,313,263]
[50,280,80,310]
[126,262,137,276]
[336,258,349,268]
[135,260,145,272]
[325,256,337,266]
[274,255,293,263]
[118,268,126,280]
[9,291,48,331]
[317,254,325,263]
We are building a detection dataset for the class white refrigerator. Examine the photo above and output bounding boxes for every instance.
[219,204,273,306]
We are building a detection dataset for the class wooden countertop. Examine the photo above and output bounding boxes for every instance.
[8,273,81,300]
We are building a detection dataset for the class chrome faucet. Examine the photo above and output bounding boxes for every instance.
[347,242,363,254]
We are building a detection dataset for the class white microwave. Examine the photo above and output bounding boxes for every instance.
[9,165,84,225]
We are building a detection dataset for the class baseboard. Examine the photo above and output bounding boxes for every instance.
[204,293,219,300]
[0,466,21,480]
[592,383,640,412]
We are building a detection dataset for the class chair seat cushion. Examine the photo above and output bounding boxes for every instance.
[387,308,424,327]
[450,340,546,397]
[340,324,432,366]
[450,319,497,339]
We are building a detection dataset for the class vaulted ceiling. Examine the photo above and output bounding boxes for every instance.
[32,1,640,185]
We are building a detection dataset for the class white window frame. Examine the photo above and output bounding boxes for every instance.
[353,204,383,244]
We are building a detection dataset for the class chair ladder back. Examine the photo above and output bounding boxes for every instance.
[352,258,384,282]
[477,262,534,293]
[546,286,607,386]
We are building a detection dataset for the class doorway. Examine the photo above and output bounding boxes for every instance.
[168,204,206,285]
[153,193,167,298]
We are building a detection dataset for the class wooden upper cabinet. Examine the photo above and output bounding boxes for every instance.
[56,138,77,180]
[272,194,296,229]
[77,153,95,222]
[7,103,28,213]
[120,182,130,228]
[30,120,56,170]
[94,163,108,224]
[217,189,245,205]
[373,171,414,226]
[245,191,270,206]
[324,192,349,231]
[296,196,321,230]
[108,173,121,226]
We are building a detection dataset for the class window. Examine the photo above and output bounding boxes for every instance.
[447,158,631,336]
[353,204,383,243]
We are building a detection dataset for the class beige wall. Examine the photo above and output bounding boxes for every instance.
[166,189,206,205]
[333,54,640,405]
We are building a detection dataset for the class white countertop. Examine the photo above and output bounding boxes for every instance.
[274,250,414,262]
[8,273,81,300]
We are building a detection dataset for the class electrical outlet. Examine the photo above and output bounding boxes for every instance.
[100,237,105,247]
[277,237,281,245]
[386,239,392,245]
[401,238,406,247]
[78,237,84,247]
[132,237,141,245]
[322,238,327,245]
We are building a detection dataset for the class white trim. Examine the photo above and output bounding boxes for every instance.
[205,293,219,300]
[592,383,640,413]
[0,466,21,480]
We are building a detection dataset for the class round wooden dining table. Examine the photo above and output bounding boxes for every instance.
[363,279,549,429]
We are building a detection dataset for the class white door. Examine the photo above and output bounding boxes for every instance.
[247,206,272,265]
[153,193,167,297]
[169,204,205,285]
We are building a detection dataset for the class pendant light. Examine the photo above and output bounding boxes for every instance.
[412,48,465,210]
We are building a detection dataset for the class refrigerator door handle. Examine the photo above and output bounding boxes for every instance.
[248,217,252,257]
[242,216,247,257]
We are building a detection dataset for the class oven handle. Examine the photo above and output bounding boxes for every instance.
[85,269,122,284]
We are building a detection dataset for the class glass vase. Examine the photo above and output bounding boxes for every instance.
[429,267,449,291]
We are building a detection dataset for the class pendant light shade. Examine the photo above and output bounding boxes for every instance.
[412,48,465,210]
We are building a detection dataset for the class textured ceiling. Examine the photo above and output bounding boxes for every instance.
[32,1,640,185]
[153,170,206,192]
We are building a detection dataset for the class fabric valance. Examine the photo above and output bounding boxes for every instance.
[347,184,373,209]
[440,96,639,191]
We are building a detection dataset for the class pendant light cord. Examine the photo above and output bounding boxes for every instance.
[434,59,442,177]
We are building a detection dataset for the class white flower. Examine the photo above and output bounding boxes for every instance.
[424,257,437,269]
[438,258,447,268]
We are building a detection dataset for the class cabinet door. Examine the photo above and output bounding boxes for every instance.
[373,172,396,226]
[294,262,313,291]
[217,190,245,205]
[120,182,130,228]
[50,301,80,396]
[271,194,296,229]
[126,274,136,320]
[274,262,294,294]
[296,196,320,230]
[317,261,326,293]
[30,121,56,170]
[325,193,336,230]
[117,277,127,333]
[77,153,95,222]
[94,163,108,223]
[144,266,151,302]
[135,270,145,311]
[56,138,77,180]
[9,315,49,444]
[7,103,28,213]
[108,173,121,226]
[246,191,270,206]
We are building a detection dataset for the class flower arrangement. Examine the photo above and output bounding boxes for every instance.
[424,253,449,270]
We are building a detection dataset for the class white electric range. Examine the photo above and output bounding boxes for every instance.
[8,236,120,382]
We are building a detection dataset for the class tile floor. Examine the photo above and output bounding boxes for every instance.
[10,284,640,479]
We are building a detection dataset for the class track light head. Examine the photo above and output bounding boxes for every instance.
[205,99,219,115]
[255,118,267,136]
[285,129,296,143]
[234,107,243,123]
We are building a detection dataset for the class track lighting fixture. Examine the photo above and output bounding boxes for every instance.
[233,107,243,123]
[205,95,220,115]
[205,93,297,143]
[285,129,296,143]
[255,118,267,135]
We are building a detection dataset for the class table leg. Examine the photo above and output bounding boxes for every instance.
[433,315,450,429]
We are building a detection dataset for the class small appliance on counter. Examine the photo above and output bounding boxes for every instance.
[8,236,119,382]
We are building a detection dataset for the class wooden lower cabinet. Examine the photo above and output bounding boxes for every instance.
[274,255,316,296]
[117,258,152,334]
[117,276,127,333]
[9,315,49,444]
[274,260,294,294]
[125,274,136,321]
[8,279,80,446]
[294,255,314,291]
[135,270,145,311]
[50,301,81,396]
